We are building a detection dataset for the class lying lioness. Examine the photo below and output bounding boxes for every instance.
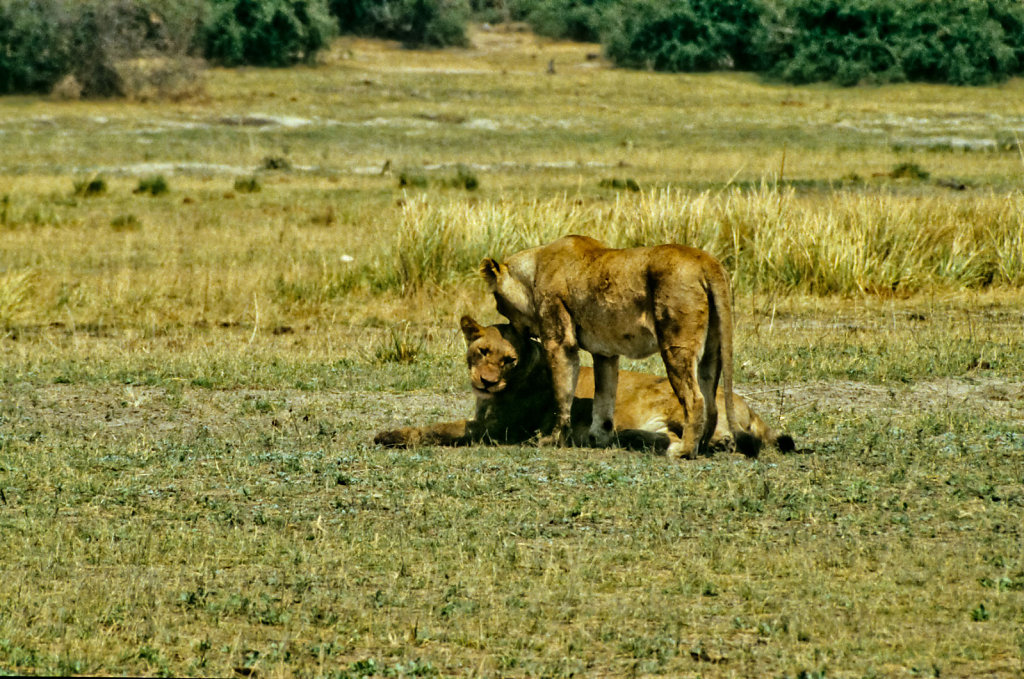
[374,316,794,457]
[481,235,748,459]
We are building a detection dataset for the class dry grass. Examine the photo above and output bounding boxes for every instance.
[1,25,1023,679]
[363,188,1024,295]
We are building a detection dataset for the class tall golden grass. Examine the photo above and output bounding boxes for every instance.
[372,187,1024,296]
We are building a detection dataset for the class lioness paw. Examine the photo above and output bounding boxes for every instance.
[536,429,571,448]
[374,428,413,447]
[666,441,698,460]
[587,426,614,448]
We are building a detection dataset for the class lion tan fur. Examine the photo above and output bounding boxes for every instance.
[374,317,794,456]
[481,235,749,459]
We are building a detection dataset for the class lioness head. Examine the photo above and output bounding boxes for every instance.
[460,315,530,399]
[480,255,537,335]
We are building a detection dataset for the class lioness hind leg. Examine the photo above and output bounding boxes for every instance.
[697,332,721,456]
[659,344,706,460]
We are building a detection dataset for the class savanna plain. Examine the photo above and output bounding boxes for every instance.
[1,26,1024,678]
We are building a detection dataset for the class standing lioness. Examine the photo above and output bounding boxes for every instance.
[482,235,752,459]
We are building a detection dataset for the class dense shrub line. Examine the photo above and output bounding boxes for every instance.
[0,0,207,97]
[3,0,1024,95]
[459,0,1024,85]
[499,0,1024,85]
[329,0,470,47]
[565,0,1024,85]
[0,0,468,96]
[757,0,1024,85]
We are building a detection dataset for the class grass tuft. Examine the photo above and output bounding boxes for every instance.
[233,176,261,193]
[110,214,142,231]
[133,175,170,196]
[373,323,424,363]
[261,156,291,171]
[0,269,34,324]
[599,177,641,191]
[398,167,429,189]
[72,175,107,197]
[355,188,1024,295]
[445,164,479,190]
[890,162,931,180]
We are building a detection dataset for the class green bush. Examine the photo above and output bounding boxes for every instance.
[522,0,618,42]
[603,0,763,72]
[0,0,205,97]
[234,175,262,193]
[202,0,337,67]
[757,0,1024,86]
[599,0,1024,85]
[73,176,108,198]
[0,0,72,94]
[328,0,470,47]
[446,164,479,190]
[134,175,170,196]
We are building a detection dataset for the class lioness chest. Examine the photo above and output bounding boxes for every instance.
[575,315,659,358]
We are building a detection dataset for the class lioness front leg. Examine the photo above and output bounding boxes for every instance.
[589,354,619,447]
[537,340,579,447]
[374,420,473,448]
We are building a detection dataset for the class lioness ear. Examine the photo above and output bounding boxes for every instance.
[460,315,485,344]
[479,258,502,289]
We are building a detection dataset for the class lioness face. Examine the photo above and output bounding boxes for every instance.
[460,316,520,399]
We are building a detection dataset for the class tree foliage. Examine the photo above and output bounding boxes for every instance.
[603,0,762,72]
[517,0,617,43]
[0,0,205,97]
[758,0,1024,85]
[600,0,1024,85]
[4,0,1024,91]
[328,0,470,47]
[201,0,337,67]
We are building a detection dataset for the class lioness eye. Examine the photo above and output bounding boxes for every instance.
[502,356,516,366]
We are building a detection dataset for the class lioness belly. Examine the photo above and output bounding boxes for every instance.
[576,321,659,358]
[575,367,680,430]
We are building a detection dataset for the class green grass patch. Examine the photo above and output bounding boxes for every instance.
[1,376,1021,676]
[1,29,1024,677]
